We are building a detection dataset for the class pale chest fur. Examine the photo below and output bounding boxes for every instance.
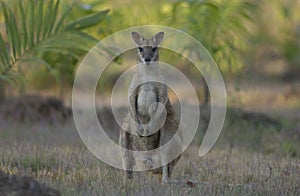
[129,64,161,117]
[137,84,157,116]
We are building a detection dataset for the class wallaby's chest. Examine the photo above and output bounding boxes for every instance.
[137,84,157,116]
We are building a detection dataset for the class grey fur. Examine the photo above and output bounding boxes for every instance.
[119,32,182,183]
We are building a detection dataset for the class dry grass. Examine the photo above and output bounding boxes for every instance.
[227,80,300,120]
[0,116,299,195]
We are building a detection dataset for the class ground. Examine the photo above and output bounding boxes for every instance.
[0,73,300,195]
[0,170,60,196]
[0,94,299,195]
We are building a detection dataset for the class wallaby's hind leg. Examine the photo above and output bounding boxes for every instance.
[161,164,169,183]
[161,153,181,183]
[160,150,180,183]
[168,156,180,179]
[160,125,182,183]
[119,129,133,181]
[160,133,172,183]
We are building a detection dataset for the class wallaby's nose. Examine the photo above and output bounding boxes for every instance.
[145,58,151,62]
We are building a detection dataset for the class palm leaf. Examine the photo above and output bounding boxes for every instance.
[35,0,43,43]
[2,2,16,61]
[42,0,54,40]
[53,3,73,34]
[47,0,60,37]
[18,0,28,53]
[0,0,109,84]
[0,34,10,70]
[28,0,35,48]
[8,7,21,58]
[65,9,109,30]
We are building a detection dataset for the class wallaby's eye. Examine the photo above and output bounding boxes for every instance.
[152,47,157,52]
[138,47,143,52]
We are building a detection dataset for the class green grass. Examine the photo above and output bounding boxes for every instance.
[0,115,299,195]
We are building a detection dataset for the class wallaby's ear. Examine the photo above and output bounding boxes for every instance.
[152,32,164,46]
[131,32,143,46]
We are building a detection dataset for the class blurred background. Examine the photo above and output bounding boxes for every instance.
[1,0,300,155]
[0,0,300,156]
[1,0,300,111]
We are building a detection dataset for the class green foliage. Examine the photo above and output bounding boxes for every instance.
[65,9,109,30]
[277,1,300,67]
[95,0,173,37]
[171,0,255,75]
[252,0,300,68]
[0,0,109,86]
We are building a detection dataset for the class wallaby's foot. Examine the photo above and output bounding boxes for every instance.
[161,165,170,184]
[161,178,170,185]
[126,171,133,179]
[123,170,132,184]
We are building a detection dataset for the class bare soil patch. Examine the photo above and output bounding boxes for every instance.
[0,95,71,125]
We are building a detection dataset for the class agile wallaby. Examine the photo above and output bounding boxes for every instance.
[119,32,182,183]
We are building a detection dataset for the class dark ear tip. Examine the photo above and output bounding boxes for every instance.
[132,31,141,36]
[157,32,164,37]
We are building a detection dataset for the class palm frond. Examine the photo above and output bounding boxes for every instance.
[0,0,109,84]
[0,34,10,71]
[65,9,109,30]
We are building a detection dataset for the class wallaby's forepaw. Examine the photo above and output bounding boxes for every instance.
[145,125,156,136]
[143,126,151,136]
[136,124,144,136]
[136,124,153,136]
[142,157,154,169]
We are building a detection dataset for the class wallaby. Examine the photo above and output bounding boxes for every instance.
[119,31,182,183]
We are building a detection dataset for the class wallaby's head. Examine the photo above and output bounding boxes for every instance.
[131,32,164,65]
